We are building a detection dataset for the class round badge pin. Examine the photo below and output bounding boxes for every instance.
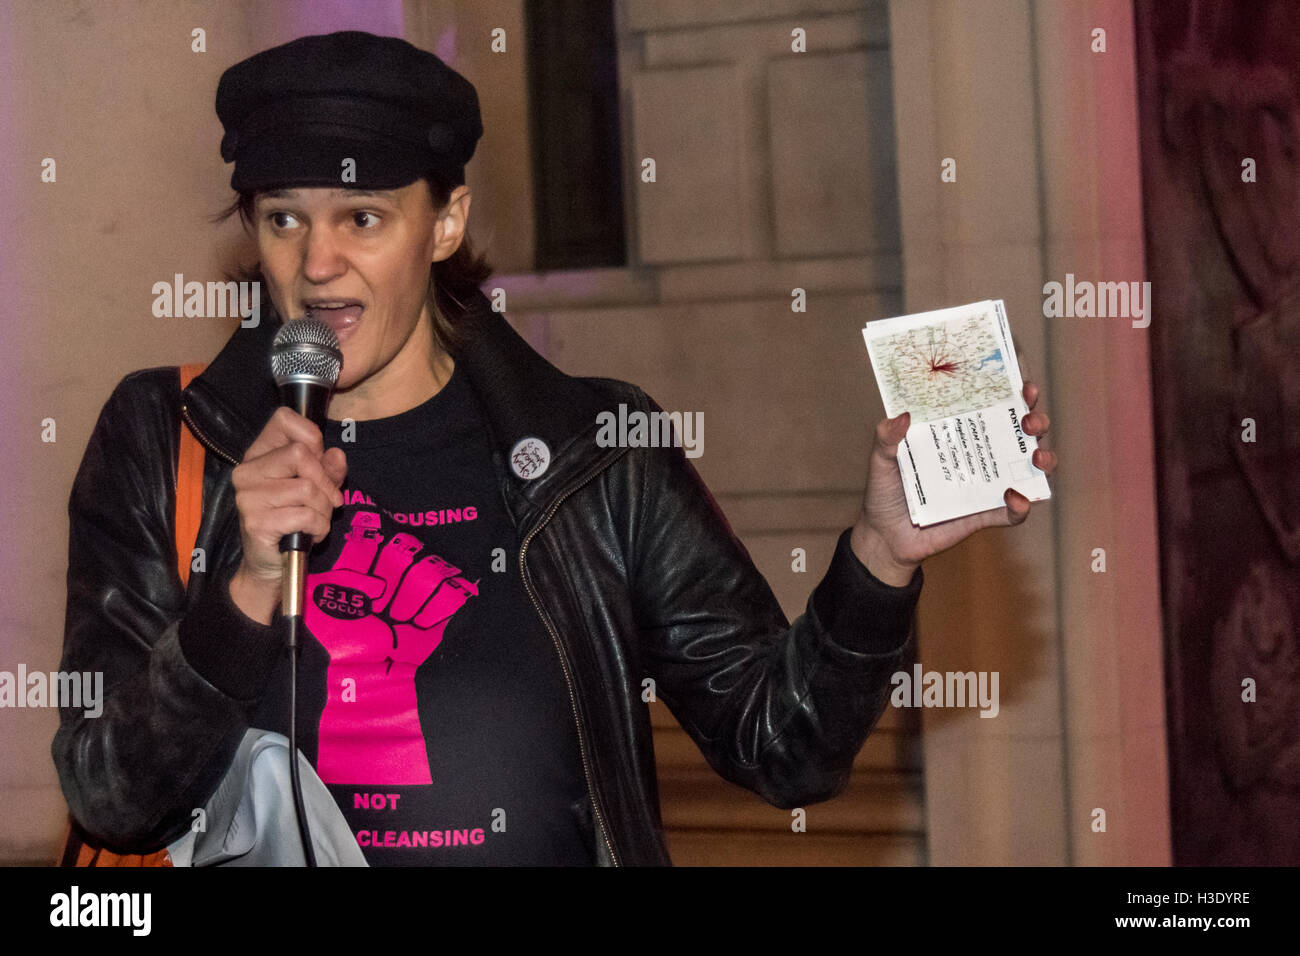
[509,436,551,480]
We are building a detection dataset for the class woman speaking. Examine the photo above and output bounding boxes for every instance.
[52,30,1056,867]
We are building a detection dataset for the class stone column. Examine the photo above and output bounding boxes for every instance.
[888,0,1169,864]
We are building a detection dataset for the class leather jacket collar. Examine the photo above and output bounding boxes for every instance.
[181,286,621,521]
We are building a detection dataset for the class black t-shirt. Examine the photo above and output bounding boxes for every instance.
[252,359,594,866]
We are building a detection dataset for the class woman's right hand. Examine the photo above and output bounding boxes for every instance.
[227,407,348,623]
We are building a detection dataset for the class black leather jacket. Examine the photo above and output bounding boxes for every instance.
[53,287,923,866]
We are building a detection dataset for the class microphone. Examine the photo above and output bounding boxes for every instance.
[268,316,342,869]
[269,317,343,612]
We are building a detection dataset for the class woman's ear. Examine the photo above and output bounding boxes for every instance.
[432,186,471,262]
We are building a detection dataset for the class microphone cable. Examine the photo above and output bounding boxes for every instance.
[285,609,317,867]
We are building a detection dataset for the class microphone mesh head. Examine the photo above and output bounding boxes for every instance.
[271,318,343,386]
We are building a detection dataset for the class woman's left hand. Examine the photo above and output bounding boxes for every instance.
[850,380,1058,586]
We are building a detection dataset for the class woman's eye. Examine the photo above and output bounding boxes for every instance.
[267,211,298,229]
[353,211,379,229]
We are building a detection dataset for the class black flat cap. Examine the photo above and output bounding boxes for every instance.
[216,30,482,191]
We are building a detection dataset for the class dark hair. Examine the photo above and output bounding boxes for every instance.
[213,169,492,355]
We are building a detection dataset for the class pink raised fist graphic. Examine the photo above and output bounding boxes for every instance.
[305,510,479,785]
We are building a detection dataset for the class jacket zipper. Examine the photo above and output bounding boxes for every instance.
[179,403,241,468]
[519,448,628,867]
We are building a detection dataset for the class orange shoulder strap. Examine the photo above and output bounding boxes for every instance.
[176,363,208,587]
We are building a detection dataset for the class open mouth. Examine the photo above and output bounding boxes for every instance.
[304,301,365,336]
